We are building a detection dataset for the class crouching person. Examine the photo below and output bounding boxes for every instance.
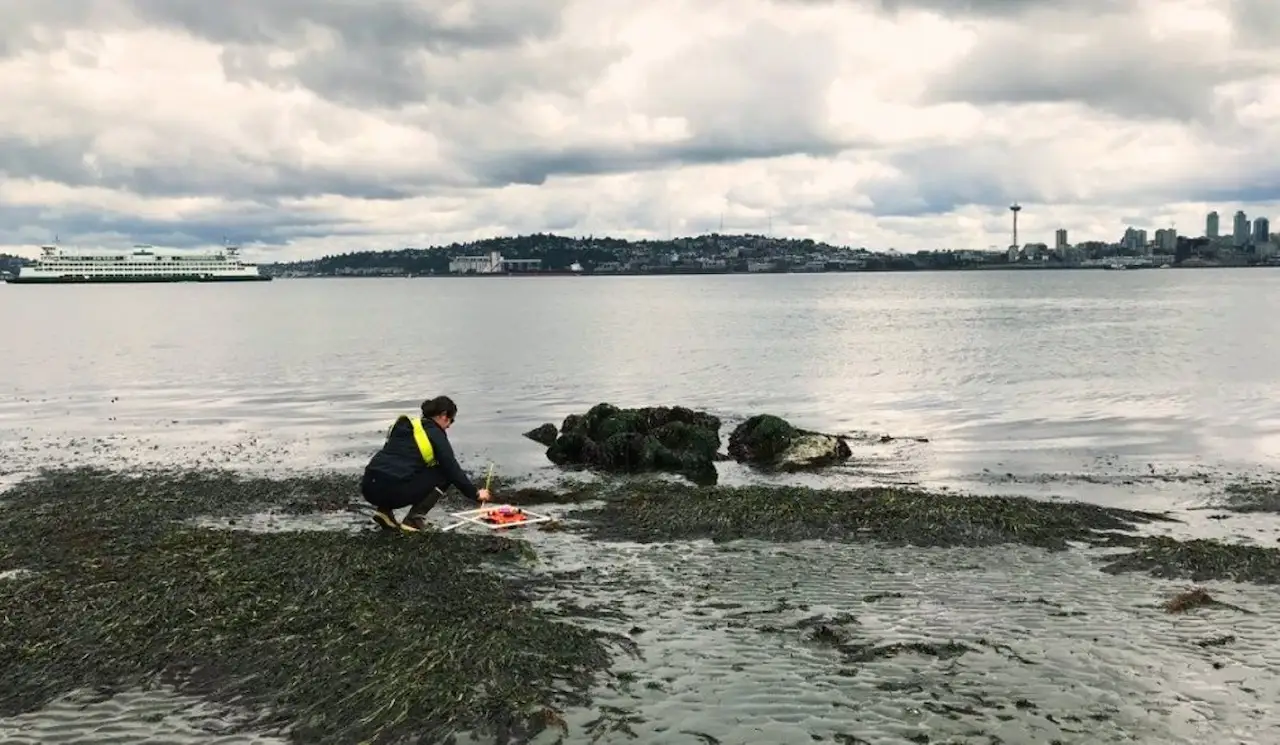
[361,395,491,532]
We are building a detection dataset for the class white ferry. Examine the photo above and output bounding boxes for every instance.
[6,243,272,284]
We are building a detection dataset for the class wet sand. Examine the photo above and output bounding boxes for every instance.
[0,688,288,745]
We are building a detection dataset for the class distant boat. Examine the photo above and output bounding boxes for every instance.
[6,243,271,284]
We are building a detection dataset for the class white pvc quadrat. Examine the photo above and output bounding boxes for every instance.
[441,504,554,532]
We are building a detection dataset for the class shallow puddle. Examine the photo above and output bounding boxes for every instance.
[0,687,288,745]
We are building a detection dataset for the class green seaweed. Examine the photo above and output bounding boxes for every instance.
[568,481,1175,551]
[0,467,634,744]
[1099,536,1280,585]
[559,479,1280,586]
[1216,477,1280,513]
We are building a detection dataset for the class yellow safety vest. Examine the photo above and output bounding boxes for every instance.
[388,415,437,466]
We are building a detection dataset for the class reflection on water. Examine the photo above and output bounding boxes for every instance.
[4,270,1280,487]
[4,269,1280,743]
[537,537,1280,745]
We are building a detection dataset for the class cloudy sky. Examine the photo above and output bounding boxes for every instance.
[1,0,1277,261]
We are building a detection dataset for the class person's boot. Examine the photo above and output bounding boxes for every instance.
[400,506,433,533]
[401,490,444,533]
[371,508,400,531]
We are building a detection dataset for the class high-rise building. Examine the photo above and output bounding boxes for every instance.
[1206,211,1219,239]
[1155,228,1178,253]
[1055,229,1068,250]
[1234,210,1250,246]
[1254,216,1270,244]
[1122,227,1147,253]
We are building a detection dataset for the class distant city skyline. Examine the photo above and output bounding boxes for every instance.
[1005,204,1275,254]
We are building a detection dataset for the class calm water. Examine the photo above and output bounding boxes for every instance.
[3,269,1280,483]
[4,269,1280,744]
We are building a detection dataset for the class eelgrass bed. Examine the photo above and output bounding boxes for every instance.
[566,481,1174,549]
[564,481,1280,585]
[0,468,633,745]
[5,465,1280,745]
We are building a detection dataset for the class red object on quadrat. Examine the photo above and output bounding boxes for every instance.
[479,506,527,526]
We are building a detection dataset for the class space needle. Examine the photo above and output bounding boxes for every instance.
[1009,202,1022,250]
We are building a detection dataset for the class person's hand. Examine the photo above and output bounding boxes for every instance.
[477,488,492,503]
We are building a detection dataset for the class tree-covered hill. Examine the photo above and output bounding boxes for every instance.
[0,253,30,278]
[259,232,893,276]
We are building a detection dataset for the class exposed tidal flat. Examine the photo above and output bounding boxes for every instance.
[4,270,1280,744]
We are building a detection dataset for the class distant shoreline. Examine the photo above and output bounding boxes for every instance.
[268,262,1277,279]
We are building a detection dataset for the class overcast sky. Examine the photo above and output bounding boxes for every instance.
[2,0,1277,260]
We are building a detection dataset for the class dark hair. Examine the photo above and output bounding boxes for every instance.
[421,396,458,420]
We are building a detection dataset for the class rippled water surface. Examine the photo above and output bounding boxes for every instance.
[4,270,1280,483]
[4,270,1280,743]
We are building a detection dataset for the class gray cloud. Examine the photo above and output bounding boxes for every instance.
[217,39,621,109]
[459,134,855,188]
[859,143,1017,217]
[927,29,1265,122]
[1231,0,1280,44]
[860,137,1280,219]
[205,4,619,110]
[641,20,841,149]
[0,134,437,200]
[0,201,358,250]
[922,5,1280,122]
[129,0,562,52]
[1164,168,1280,208]
[0,0,566,57]
[448,22,860,187]
[0,0,581,107]
[776,0,1121,19]
[0,1,857,202]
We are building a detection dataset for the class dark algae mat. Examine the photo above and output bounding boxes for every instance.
[0,468,636,745]
[4,466,1280,743]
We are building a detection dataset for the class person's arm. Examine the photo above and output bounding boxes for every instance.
[426,426,482,502]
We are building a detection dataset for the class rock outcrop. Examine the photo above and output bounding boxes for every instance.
[527,406,854,483]
[522,423,558,447]
[533,402,723,485]
[727,414,851,471]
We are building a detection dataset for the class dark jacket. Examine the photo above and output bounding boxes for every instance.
[365,416,480,501]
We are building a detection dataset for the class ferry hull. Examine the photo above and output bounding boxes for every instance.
[13,241,271,284]
[6,274,272,284]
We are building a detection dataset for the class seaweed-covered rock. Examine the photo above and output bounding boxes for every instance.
[523,423,559,447]
[727,414,851,471]
[542,403,722,485]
